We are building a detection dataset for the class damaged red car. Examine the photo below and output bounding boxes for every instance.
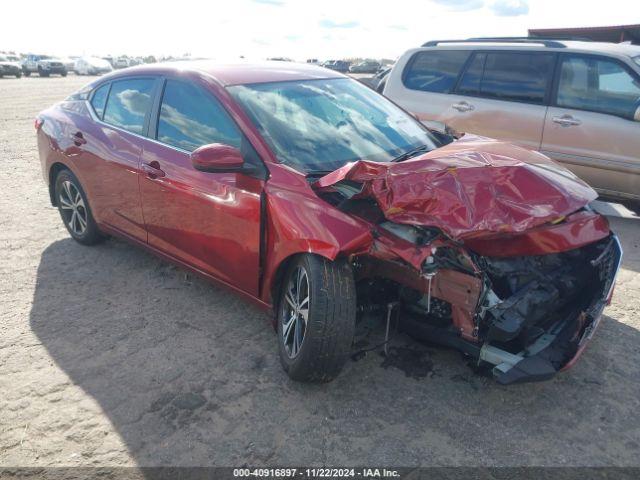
[37,62,622,384]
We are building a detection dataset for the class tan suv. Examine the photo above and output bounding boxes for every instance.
[384,38,640,201]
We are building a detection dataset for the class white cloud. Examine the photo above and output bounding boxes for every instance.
[431,0,484,11]
[490,0,529,16]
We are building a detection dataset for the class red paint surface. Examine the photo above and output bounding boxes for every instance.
[466,210,610,257]
[314,135,598,241]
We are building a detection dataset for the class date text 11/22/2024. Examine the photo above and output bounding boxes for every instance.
[233,468,400,478]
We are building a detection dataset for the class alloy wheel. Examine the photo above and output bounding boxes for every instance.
[59,180,88,236]
[282,266,310,358]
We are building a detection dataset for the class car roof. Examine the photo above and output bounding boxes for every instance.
[106,61,345,86]
[418,39,640,59]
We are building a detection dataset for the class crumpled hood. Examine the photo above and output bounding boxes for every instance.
[313,135,598,240]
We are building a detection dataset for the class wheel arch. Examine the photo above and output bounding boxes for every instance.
[267,249,341,329]
[48,162,71,206]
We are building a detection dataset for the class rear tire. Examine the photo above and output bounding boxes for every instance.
[24,70,31,77]
[61,70,67,77]
[54,169,105,246]
[16,72,22,78]
[277,254,356,382]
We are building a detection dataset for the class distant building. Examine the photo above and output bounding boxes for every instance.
[529,24,640,45]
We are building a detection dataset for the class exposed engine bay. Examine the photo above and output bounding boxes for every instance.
[350,225,620,384]
[311,136,622,384]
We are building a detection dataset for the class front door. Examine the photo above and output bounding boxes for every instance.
[540,54,640,199]
[138,78,265,295]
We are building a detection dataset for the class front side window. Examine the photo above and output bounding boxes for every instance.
[229,78,439,173]
[157,80,242,151]
[103,78,155,134]
[557,55,640,118]
[403,50,470,93]
[90,83,110,119]
[458,52,554,105]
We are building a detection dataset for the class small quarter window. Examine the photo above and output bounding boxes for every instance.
[403,51,470,93]
[103,78,155,135]
[90,83,110,119]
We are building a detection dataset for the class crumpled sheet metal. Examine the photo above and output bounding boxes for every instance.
[314,136,599,241]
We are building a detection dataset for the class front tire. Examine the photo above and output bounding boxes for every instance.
[277,254,356,382]
[54,169,104,246]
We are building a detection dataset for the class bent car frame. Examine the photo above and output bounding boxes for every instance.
[36,61,622,384]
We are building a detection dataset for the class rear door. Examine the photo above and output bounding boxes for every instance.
[540,54,640,199]
[70,77,158,242]
[138,77,266,296]
[441,50,555,150]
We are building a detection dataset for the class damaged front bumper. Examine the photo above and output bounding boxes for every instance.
[478,235,622,384]
[393,234,622,385]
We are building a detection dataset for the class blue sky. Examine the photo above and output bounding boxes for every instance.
[1,0,637,60]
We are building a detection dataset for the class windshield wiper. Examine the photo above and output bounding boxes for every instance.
[391,144,431,163]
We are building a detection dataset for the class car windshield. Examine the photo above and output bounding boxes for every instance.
[634,56,640,68]
[0,55,7,61]
[228,78,439,173]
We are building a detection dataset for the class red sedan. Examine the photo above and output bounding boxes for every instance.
[37,62,622,384]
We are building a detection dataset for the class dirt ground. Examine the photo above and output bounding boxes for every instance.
[1,75,639,468]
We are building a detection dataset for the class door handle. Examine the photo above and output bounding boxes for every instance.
[142,162,165,179]
[71,131,87,146]
[452,102,475,112]
[552,115,582,127]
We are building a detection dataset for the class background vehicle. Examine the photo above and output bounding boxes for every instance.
[74,56,114,75]
[22,54,67,77]
[372,67,391,92]
[60,57,75,72]
[384,38,640,201]
[349,60,382,73]
[323,60,351,72]
[114,57,129,69]
[0,54,23,78]
[36,62,620,385]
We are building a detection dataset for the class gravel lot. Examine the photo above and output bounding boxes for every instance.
[1,75,639,468]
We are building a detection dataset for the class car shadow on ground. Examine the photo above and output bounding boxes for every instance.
[29,237,640,467]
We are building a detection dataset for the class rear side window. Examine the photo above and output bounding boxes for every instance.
[103,78,155,134]
[403,50,470,93]
[556,55,640,119]
[156,79,242,151]
[90,83,110,119]
[457,52,555,105]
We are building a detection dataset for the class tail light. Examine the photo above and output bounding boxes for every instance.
[35,117,44,131]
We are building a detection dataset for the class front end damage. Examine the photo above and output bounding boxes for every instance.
[312,136,623,384]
